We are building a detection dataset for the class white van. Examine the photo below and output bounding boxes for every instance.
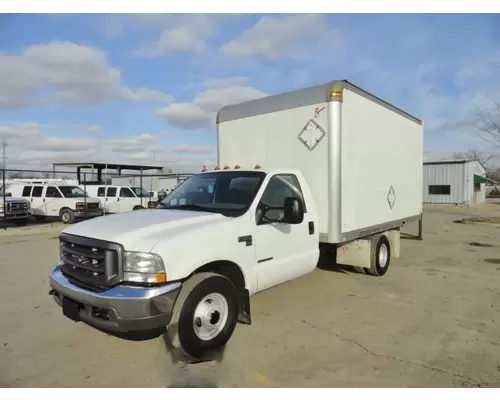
[83,185,159,214]
[6,183,103,224]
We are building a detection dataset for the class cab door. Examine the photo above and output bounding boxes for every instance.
[105,187,120,213]
[119,187,138,212]
[30,186,45,216]
[253,173,319,292]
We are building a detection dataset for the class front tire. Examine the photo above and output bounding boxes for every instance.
[169,272,239,359]
[60,209,75,224]
[133,205,145,211]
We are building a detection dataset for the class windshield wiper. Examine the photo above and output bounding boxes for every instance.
[167,204,214,212]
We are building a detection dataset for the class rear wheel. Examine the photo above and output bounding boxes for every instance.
[168,272,239,359]
[60,208,75,224]
[366,234,391,276]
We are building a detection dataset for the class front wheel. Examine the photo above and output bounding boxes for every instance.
[133,205,145,211]
[60,209,75,224]
[169,272,239,359]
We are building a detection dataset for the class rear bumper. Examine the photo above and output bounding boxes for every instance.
[49,265,182,332]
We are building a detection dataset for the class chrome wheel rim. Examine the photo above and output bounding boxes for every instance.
[378,243,388,268]
[193,293,228,341]
[62,213,70,222]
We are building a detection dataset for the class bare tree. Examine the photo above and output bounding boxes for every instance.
[473,100,500,151]
[451,148,495,168]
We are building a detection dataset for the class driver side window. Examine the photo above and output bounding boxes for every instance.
[258,174,304,223]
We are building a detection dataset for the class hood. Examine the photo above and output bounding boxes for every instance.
[1,196,28,203]
[61,209,226,251]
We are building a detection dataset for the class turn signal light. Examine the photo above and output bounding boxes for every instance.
[155,273,167,283]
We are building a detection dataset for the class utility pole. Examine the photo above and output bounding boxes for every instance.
[150,151,156,192]
[1,140,6,179]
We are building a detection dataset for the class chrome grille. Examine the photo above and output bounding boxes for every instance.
[10,202,28,211]
[86,202,100,210]
[59,234,124,289]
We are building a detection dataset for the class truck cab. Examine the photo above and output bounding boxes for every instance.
[49,167,319,358]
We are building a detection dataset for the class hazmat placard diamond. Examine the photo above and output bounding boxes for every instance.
[298,119,326,151]
[387,185,396,209]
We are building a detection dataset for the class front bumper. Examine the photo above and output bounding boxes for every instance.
[49,265,182,332]
[73,210,104,218]
[0,210,32,220]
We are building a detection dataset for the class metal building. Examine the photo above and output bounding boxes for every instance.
[423,159,493,206]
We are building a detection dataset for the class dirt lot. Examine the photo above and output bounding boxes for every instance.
[1,204,500,388]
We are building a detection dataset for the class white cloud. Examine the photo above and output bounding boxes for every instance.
[219,14,342,61]
[155,84,267,130]
[31,137,99,152]
[0,123,41,141]
[107,134,162,153]
[0,42,173,109]
[132,15,221,58]
[166,145,216,154]
[84,125,102,135]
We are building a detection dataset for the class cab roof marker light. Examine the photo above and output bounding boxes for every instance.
[214,166,221,170]
[223,165,230,170]
[201,166,207,172]
[255,164,261,169]
[234,165,241,169]
[328,91,341,98]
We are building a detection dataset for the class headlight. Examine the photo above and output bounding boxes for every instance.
[124,251,166,284]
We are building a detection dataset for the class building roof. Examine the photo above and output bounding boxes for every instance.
[424,158,488,172]
[52,162,164,171]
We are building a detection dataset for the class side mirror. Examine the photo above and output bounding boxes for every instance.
[283,197,304,224]
[6,192,12,197]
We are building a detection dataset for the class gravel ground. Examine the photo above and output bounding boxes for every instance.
[1,204,500,388]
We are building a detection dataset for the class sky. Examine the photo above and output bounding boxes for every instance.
[0,13,499,173]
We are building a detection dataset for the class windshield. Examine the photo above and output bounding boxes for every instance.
[58,186,86,198]
[159,171,266,217]
[131,187,152,197]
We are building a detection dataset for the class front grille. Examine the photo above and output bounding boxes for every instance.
[59,233,124,290]
[86,203,100,210]
[9,202,28,211]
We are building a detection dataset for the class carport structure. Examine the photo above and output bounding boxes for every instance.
[52,162,164,186]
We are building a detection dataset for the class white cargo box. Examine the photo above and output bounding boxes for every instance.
[216,80,424,244]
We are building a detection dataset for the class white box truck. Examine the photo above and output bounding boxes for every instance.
[49,80,423,359]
